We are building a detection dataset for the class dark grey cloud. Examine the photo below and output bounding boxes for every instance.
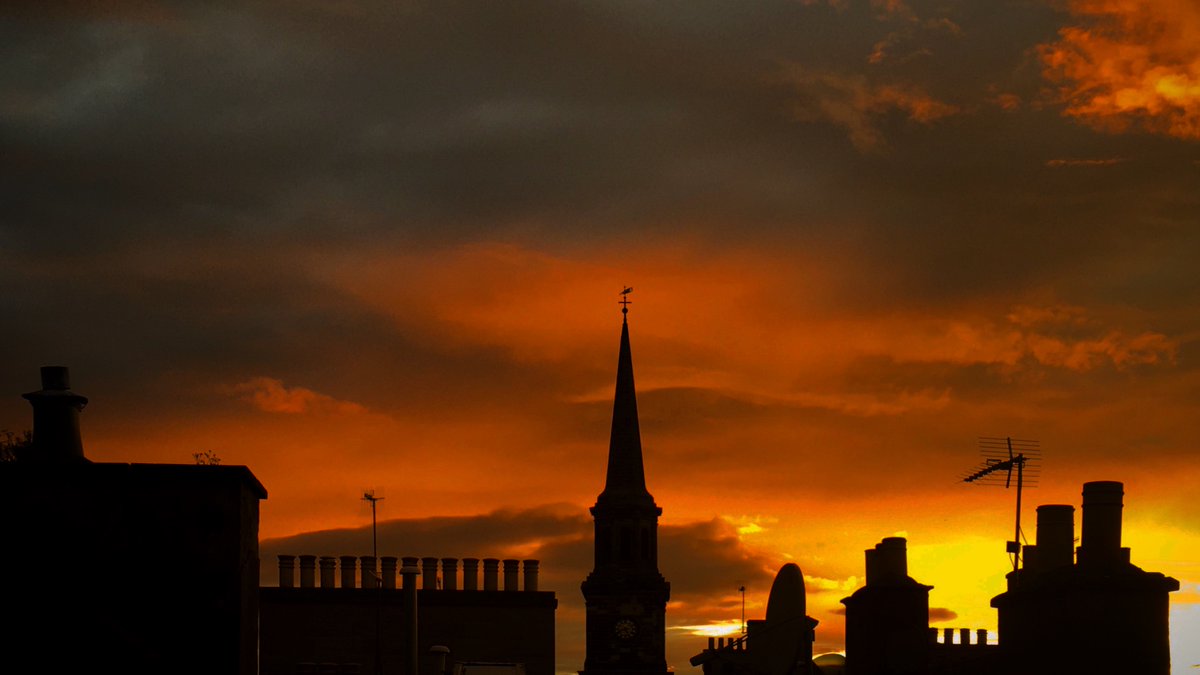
[4,0,1197,308]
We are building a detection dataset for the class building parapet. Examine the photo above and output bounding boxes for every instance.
[277,555,542,591]
[928,627,994,648]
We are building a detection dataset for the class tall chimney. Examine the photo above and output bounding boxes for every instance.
[22,366,88,462]
[1080,481,1124,566]
[1035,505,1075,570]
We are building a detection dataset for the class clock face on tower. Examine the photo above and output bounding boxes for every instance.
[614,619,637,640]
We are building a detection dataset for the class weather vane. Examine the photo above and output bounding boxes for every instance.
[619,286,633,316]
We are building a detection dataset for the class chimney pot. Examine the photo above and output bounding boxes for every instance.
[1081,481,1124,566]
[23,365,88,462]
[340,555,358,588]
[483,558,500,591]
[278,555,296,588]
[422,557,439,590]
[380,556,398,590]
[462,558,480,591]
[299,555,317,588]
[441,558,459,591]
[1035,504,1075,570]
[400,557,420,589]
[503,559,520,591]
[875,537,908,583]
[319,557,337,588]
[361,556,378,588]
[523,559,539,592]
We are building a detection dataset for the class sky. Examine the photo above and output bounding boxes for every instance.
[2,0,1199,672]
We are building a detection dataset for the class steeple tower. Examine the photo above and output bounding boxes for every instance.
[581,291,671,675]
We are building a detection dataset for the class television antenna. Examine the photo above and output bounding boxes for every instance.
[961,436,1041,572]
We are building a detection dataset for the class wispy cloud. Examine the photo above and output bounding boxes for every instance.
[232,377,368,415]
[1044,157,1128,167]
[779,67,959,150]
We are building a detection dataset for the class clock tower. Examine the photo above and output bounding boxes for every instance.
[581,300,671,675]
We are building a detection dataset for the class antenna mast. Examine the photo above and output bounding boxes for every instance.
[961,436,1041,572]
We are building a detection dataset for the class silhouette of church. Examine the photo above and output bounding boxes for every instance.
[581,307,672,675]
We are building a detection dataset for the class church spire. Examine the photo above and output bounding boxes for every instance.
[581,288,670,675]
[596,288,655,508]
[598,313,653,506]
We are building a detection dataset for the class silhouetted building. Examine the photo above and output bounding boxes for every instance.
[260,554,556,675]
[689,563,818,675]
[580,312,671,675]
[841,538,935,675]
[991,481,1179,675]
[836,481,1177,675]
[0,367,266,675]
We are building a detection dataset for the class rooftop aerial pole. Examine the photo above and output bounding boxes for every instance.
[363,490,385,675]
[739,584,746,635]
[962,437,1041,572]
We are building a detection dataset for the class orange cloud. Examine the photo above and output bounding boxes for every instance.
[232,377,368,415]
[779,67,958,150]
[1040,0,1200,139]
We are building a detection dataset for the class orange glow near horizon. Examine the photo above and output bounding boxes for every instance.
[61,239,1200,672]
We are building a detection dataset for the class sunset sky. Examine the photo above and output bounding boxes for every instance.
[2,0,1199,672]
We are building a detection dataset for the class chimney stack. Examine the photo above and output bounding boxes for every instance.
[868,537,908,584]
[1080,481,1125,566]
[1035,505,1075,570]
[22,366,88,462]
